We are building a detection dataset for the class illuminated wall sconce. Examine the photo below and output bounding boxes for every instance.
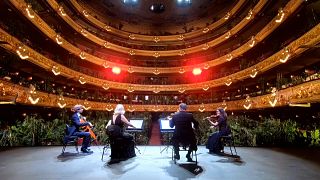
[153,52,160,58]
[246,9,253,20]
[225,78,232,86]
[55,34,63,45]
[79,76,86,84]
[269,87,278,107]
[249,36,256,47]
[202,43,210,50]
[222,100,227,110]
[79,51,86,59]
[127,66,134,73]
[179,68,185,74]
[105,104,113,111]
[275,8,285,23]
[243,95,252,110]
[28,84,39,104]
[102,61,109,68]
[81,29,88,36]
[153,87,160,93]
[279,47,290,63]
[129,34,135,40]
[152,105,161,112]
[204,63,210,70]
[154,36,160,42]
[127,105,135,112]
[225,31,231,39]
[52,66,61,75]
[82,10,89,17]
[179,50,186,56]
[103,41,111,48]
[178,87,185,93]
[250,68,258,78]
[199,103,205,112]
[128,49,135,55]
[57,95,66,108]
[203,84,210,91]
[177,34,185,40]
[128,86,135,92]
[58,6,66,16]
[25,4,35,19]
[224,12,231,20]
[202,27,210,33]
[16,46,29,60]
[83,100,91,110]
[104,25,112,31]
[226,53,233,61]
[153,68,160,75]
[102,83,109,90]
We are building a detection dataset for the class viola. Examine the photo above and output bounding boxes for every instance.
[80,117,97,141]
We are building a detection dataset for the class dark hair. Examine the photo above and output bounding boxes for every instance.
[217,107,227,119]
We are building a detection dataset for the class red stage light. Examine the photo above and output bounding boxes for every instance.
[192,68,202,75]
[112,67,121,74]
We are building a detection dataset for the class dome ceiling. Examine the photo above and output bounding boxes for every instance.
[78,0,237,34]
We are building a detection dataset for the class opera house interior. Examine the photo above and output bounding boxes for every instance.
[0,0,320,179]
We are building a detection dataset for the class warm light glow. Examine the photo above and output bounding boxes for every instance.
[246,9,253,20]
[154,36,160,42]
[280,47,290,63]
[59,6,66,16]
[224,12,230,20]
[203,85,209,91]
[153,68,160,75]
[82,10,89,17]
[127,105,135,112]
[250,69,258,78]
[226,54,233,61]
[26,5,35,18]
[202,27,209,33]
[57,95,66,108]
[105,104,113,111]
[103,42,111,48]
[179,68,185,74]
[269,99,277,107]
[104,25,112,31]
[225,31,231,39]
[178,87,185,93]
[16,46,29,59]
[102,83,109,90]
[52,66,60,75]
[153,87,160,93]
[79,76,86,84]
[128,86,134,92]
[79,51,86,59]
[128,67,134,73]
[129,34,135,39]
[102,61,109,68]
[202,43,210,50]
[28,96,39,104]
[153,52,160,58]
[199,104,205,112]
[178,34,184,40]
[81,29,88,36]
[275,8,285,23]
[225,79,232,86]
[55,34,63,45]
[179,50,186,56]
[192,68,202,76]
[204,63,209,70]
[112,67,121,74]
[129,49,135,55]
[249,36,255,47]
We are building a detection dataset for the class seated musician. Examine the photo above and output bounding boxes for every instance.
[206,108,231,154]
[70,104,93,153]
[107,104,136,164]
[170,103,199,162]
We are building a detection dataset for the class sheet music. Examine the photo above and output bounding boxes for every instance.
[106,119,144,130]
[160,118,175,132]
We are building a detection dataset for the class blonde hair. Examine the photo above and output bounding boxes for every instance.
[114,104,125,115]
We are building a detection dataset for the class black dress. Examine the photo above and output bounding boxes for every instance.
[110,114,136,161]
[206,116,231,153]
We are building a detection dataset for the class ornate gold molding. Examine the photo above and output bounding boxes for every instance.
[1,79,320,111]
[9,0,302,73]
[68,0,247,42]
[0,22,319,92]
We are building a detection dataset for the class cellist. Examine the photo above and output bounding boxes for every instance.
[70,104,93,153]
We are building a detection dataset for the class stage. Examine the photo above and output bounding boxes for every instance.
[0,146,320,180]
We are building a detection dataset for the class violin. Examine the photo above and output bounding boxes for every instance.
[80,117,97,141]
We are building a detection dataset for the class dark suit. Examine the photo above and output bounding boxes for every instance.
[169,111,199,156]
[70,112,91,149]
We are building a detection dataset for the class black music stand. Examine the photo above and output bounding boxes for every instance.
[126,119,144,154]
[160,118,175,153]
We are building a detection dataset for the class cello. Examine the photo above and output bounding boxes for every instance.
[80,117,97,141]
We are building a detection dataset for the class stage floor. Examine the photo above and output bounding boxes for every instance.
[0,146,320,180]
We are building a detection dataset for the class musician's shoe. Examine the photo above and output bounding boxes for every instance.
[174,154,180,160]
[81,148,93,153]
[108,159,120,165]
